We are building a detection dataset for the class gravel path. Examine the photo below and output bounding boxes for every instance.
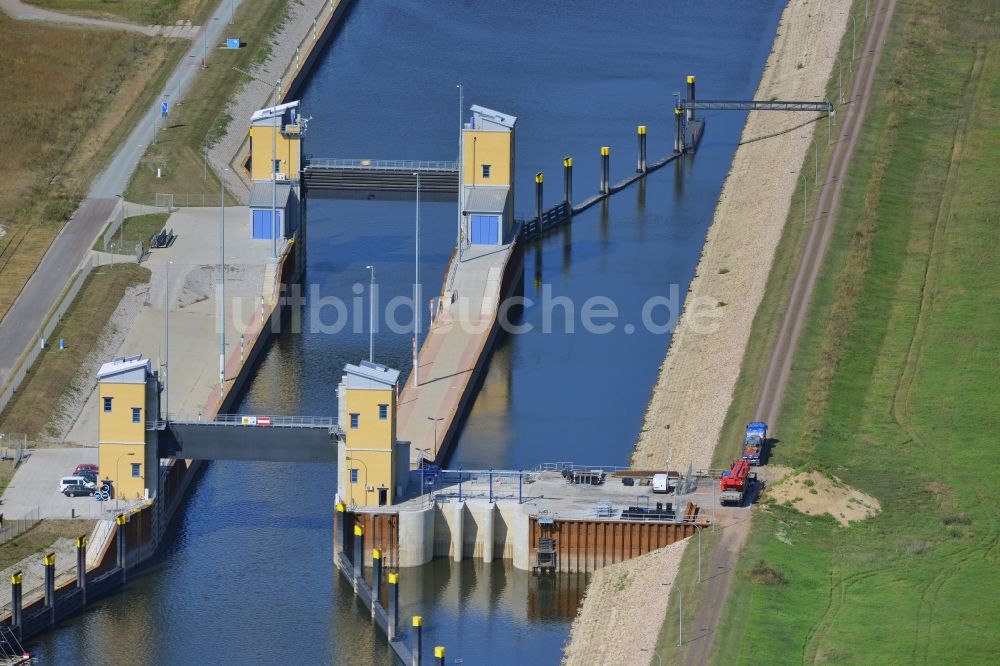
[565,1,851,662]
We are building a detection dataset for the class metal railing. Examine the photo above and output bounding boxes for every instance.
[0,507,40,547]
[304,157,458,172]
[680,99,835,113]
[151,413,339,430]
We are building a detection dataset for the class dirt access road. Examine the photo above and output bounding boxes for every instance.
[684,0,899,664]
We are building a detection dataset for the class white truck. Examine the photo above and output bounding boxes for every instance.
[652,473,670,494]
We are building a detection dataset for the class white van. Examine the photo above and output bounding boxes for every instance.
[652,474,670,494]
[59,476,94,492]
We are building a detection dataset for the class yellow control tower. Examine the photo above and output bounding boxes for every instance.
[462,105,517,246]
[96,355,160,502]
[336,361,409,508]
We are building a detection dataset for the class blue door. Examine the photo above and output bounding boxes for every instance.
[252,210,282,239]
[470,215,499,244]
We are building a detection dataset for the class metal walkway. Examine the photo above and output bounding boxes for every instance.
[680,99,834,113]
[152,414,340,463]
[301,158,458,194]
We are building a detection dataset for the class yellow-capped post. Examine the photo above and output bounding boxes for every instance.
[77,534,88,603]
[371,548,384,616]
[9,571,22,636]
[675,106,684,154]
[435,646,446,665]
[637,125,648,173]
[352,523,364,585]
[600,146,611,195]
[535,172,544,226]
[43,552,56,623]
[686,75,696,121]
[387,571,400,641]
[563,157,574,206]
[411,616,423,666]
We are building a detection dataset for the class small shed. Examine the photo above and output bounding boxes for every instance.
[463,185,510,245]
[248,181,295,240]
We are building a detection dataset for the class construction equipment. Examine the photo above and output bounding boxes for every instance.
[741,421,767,466]
[719,459,756,506]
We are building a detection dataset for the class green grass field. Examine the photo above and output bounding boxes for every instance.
[93,213,169,253]
[0,264,150,440]
[654,0,999,662]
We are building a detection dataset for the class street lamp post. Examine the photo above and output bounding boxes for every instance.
[427,416,443,450]
[165,260,171,419]
[271,79,280,260]
[365,265,375,362]
[850,13,857,68]
[116,452,135,511]
[456,84,463,262]
[413,172,421,387]
[219,166,228,387]
[803,134,818,183]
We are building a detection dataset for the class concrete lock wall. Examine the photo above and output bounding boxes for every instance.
[397,504,435,567]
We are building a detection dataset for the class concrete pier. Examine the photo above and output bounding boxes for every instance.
[338,470,713,573]
[395,238,524,467]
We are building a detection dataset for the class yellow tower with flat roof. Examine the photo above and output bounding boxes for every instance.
[96,355,160,502]
[462,105,517,246]
[337,361,409,508]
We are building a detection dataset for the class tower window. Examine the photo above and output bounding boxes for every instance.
[482,164,491,179]
[350,413,359,429]
[350,468,359,484]
[379,404,388,420]
[132,408,142,424]
[131,463,141,478]
[103,397,113,412]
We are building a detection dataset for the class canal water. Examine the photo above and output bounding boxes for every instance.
[31,1,782,663]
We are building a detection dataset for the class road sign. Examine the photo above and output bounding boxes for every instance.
[161,101,169,118]
[226,38,241,49]
[241,416,257,425]
[257,416,272,427]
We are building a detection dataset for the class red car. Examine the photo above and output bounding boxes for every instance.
[74,464,99,475]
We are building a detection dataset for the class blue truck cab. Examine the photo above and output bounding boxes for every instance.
[741,421,767,466]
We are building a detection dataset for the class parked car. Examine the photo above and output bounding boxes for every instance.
[77,470,98,484]
[74,464,99,476]
[63,484,95,497]
[59,476,95,492]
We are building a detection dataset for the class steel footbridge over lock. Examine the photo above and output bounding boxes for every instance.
[150,414,341,464]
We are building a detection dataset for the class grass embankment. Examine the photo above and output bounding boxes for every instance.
[0,520,96,571]
[92,213,169,252]
[0,15,186,321]
[0,265,150,440]
[25,0,215,25]
[127,0,291,205]
[655,0,999,662]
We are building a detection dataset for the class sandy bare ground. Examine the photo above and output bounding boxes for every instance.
[565,1,851,661]
[562,541,687,666]
[767,468,881,526]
